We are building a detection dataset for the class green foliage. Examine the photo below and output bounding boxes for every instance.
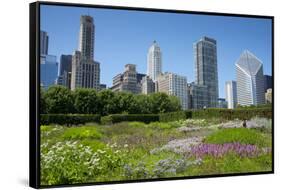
[159,111,186,122]
[101,114,159,124]
[147,122,174,129]
[205,128,271,147]
[190,108,272,120]
[150,93,181,113]
[40,114,101,125]
[40,88,47,114]
[44,86,74,113]
[40,141,127,185]
[186,153,272,175]
[73,88,99,114]
[62,126,102,140]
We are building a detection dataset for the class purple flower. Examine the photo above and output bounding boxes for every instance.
[190,143,265,158]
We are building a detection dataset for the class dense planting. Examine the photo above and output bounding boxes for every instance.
[40,117,272,185]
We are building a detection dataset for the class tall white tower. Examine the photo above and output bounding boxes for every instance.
[147,41,162,81]
[235,50,265,106]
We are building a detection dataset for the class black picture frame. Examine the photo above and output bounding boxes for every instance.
[29,1,274,189]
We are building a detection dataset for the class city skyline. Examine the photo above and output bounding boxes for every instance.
[41,5,272,98]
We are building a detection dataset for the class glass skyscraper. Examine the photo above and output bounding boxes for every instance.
[40,55,58,90]
[194,36,218,108]
[235,50,265,106]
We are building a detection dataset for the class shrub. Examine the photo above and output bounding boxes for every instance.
[40,114,101,126]
[40,141,127,185]
[159,111,186,122]
[205,128,271,147]
[191,108,272,120]
[62,126,102,140]
[101,114,159,125]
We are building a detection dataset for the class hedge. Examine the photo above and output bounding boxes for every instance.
[187,108,272,120]
[159,111,186,122]
[101,114,159,125]
[40,114,101,126]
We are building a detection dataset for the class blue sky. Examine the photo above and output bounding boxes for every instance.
[41,5,272,98]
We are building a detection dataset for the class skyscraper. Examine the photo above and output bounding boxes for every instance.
[264,75,272,92]
[78,15,95,60]
[40,55,58,90]
[40,30,58,90]
[194,36,218,108]
[111,64,142,94]
[235,50,265,106]
[59,55,72,76]
[71,15,100,90]
[71,51,100,90]
[40,31,49,55]
[187,82,208,109]
[225,81,237,109]
[157,72,188,110]
[147,41,162,82]
[57,55,72,88]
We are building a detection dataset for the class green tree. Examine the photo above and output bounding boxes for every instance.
[133,94,152,114]
[98,90,119,115]
[40,88,47,114]
[168,95,182,112]
[73,88,99,114]
[149,93,171,113]
[45,86,74,113]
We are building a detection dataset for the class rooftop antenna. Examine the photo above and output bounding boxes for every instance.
[87,8,90,16]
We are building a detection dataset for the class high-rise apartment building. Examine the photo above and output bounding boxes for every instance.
[225,81,237,109]
[235,50,265,106]
[157,72,188,110]
[141,76,155,94]
[111,64,142,94]
[194,36,218,108]
[71,15,100,90]
[147,41,162,82]
[40,31,49,55]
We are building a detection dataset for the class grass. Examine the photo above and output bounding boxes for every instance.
[62,126,103,140]
[204,128,271,147]
[40,117,272,185]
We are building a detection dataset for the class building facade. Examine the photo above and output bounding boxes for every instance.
[40,31,49,55]
[71,15,100,90]
[235,50,265,106]
[147,41,162,82]
[265,88,272,104]
[225,80,237,109]
[111,64,142,94]
[194,36,218,108]
[188,82,208,109]
[157,72,188,110]
[78,15,95,60]
[264,75,272,92]
[141,76,155,94]
[217,98,227,108]
[40,55,58,90]
[57,55,72,88]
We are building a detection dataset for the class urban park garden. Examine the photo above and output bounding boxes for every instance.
[39,86,272,186]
